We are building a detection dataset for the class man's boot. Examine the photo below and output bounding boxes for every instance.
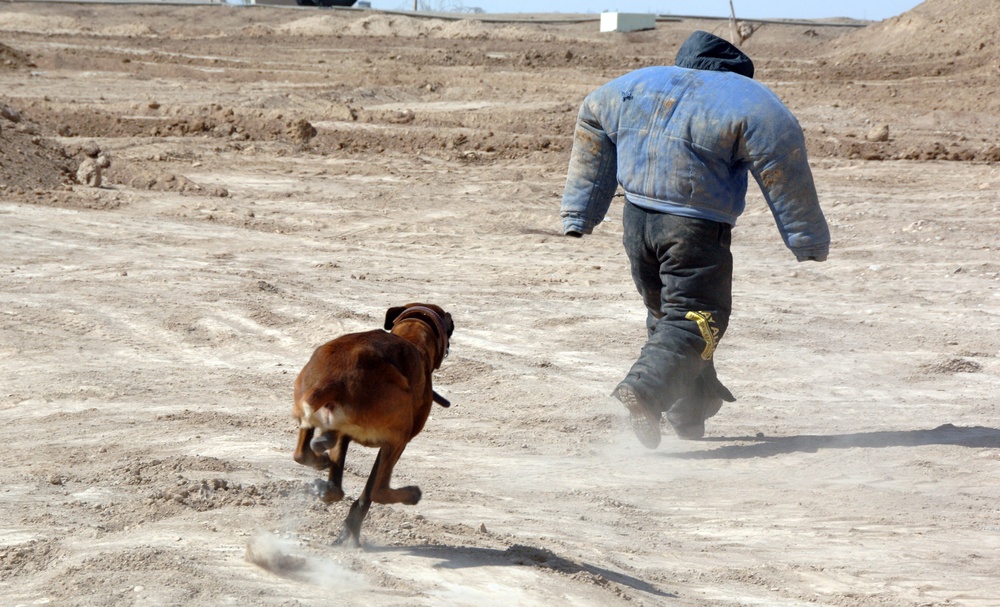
[612,384,662,449]
[665,370,735,439]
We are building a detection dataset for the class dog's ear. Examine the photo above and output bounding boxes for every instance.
[384,306,406,330]
[442,312,454,337]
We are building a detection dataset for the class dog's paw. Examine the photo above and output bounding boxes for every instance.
[310,479,344,502]
[321,485,346,503]
[373,485,422,505]
[333,526,363,549]
[310,454,332,471]
[400,486,422,505]
[295,451,331,471]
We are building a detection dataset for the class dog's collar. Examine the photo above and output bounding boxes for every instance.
[392,306,449,369]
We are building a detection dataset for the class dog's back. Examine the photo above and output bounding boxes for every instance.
[294,329,431,448]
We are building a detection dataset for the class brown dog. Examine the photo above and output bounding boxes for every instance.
[292,303,454,546]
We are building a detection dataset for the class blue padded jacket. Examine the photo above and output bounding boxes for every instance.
[560,32,830,261]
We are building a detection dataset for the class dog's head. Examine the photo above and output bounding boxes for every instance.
[384,303,453,369]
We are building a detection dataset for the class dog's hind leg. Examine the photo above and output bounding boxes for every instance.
[369,442,421,506]
[321,434,351,503]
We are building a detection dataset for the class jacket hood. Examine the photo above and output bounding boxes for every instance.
[674,30,754,79]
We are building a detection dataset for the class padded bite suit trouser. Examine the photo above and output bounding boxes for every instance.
[617,201,735,416]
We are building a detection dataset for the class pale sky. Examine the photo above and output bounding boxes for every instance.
[385,0,926,21]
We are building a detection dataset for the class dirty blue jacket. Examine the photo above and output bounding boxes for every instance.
[560,52,830,260]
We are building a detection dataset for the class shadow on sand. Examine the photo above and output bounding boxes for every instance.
[367,542,675,598]
[663,423,1000,459]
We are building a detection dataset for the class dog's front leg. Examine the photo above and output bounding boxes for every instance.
[335,448,382,548]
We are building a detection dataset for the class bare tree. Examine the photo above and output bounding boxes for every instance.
[728,0,762,46]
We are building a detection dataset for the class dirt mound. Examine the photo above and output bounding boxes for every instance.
[343,14,434,38]
[271,13,435,38]
[0,97,223,199]
[813,0,1000,119]
[99,22,159,38]
[437,19,560,42]
[103,161,229,197]
[828,0,1000,67]
[274,14,563,42]
[0,103,76,194]
[0,12,80,35]
[0,41,34,70]
[0,12,158,38]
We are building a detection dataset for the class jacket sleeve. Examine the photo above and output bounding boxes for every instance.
[559,94,619,235]
[742,102,831,261]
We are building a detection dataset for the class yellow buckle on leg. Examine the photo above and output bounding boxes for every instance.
[685,311,719,360]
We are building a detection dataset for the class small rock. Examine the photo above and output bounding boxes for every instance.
[866,124,889,142]
[77,158,103,187]
[81,141,101,158]
[0,104,21,123]
[388,109,415,125]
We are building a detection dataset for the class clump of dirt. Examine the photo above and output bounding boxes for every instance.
[245,534,307,573]
[0,539,63,579]
[287,118,317,143]
[921,358,983,374]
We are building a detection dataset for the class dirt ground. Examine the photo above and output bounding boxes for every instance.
[1,1,999,605]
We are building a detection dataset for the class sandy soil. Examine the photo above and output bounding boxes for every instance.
[1,1,999,605]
